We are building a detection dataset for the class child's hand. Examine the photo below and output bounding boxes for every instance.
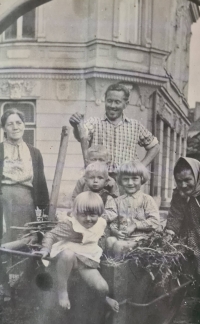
[126,223,137,236]
[32,250,49,259]
[116,230,127,240]
[111,228,127,239]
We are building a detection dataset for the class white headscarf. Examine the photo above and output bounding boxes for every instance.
[174,157,200,197]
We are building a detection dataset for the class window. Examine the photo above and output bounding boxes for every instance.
[117,0,141,44]
[4,9,36,41]
[1,101,36,146]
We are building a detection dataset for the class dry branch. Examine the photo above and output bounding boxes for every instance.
[0,247,52,261]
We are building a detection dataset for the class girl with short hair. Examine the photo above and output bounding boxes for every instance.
[37,191,119,312]
[106,161,160,257]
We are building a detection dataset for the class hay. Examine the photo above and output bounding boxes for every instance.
[103,232,195,289]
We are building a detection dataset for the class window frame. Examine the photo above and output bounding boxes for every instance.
[2,9,37,43]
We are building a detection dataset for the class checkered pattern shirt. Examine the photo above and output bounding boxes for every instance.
[76,115,158,173]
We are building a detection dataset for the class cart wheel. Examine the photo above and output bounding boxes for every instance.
[143,277,187,324]
[162,287,186,324]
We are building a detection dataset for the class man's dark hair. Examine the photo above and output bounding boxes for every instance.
[105,83,130,101]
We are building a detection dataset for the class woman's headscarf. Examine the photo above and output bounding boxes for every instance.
[174,157,200,197]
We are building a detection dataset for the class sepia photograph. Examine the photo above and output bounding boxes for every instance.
[0,0,200,323]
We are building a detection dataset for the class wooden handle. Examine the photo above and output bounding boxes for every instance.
[77,121,88,167]
[48,126,70,221]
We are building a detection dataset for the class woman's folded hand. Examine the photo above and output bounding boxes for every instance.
[164,229,176,242]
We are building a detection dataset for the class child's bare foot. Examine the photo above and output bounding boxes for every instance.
[106,296,119,313]
[58,291,71,309]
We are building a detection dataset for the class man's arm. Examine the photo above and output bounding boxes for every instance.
[138,122,160,167]
[73,125,81,142]
[69,113,94,144]
[141,143,160,167]
[69,113,84,142]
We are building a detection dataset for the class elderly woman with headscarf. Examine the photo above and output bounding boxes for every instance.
[166,157,200,275]
[0,109,49,244]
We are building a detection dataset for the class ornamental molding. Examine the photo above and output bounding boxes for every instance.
[173,115,184,135]
[87,78,107,106]
[0,72,167,87]
[137,85,157,111]
[23,80,36,95]
[159,87,190,126]
[86,81,158,109]
[0,69,190,120]
[176,1,190,29]
[0,80,36,99]
[0,69,168,87]
[157,95,188,136]
[157,96,174,128]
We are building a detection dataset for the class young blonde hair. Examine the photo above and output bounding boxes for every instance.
[85,161,108,179]
[73,191,104,216]
[117,161,150,185]
[87,145,110,163]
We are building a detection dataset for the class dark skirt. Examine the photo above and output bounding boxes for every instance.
[1,184,36,243]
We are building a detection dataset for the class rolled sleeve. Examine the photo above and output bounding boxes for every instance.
[138,123,157,148]
[145,137,158,150]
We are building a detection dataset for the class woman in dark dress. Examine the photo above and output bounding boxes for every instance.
[0,108,49,244]
[166,157,200,275]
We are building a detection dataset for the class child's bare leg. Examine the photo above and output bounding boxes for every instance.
[106,237,118,257]
[56,249,77,309]
[79,268,119,313]
[113,240,137,258]
[106,296,119,313]
[125,240,138,250]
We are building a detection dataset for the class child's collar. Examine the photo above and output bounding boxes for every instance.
[67,215,100,233]
[125,190,142,199]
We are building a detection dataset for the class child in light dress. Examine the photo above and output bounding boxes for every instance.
[71,145,119,201]
[106,161,160,257]
[37,191,119,312]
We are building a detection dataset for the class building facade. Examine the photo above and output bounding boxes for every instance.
[187,102,200,160]
[0,0,199,208]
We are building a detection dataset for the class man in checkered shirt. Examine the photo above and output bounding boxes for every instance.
[69,83,159,177]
